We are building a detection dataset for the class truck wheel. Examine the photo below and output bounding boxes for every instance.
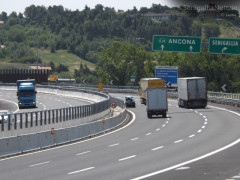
[163,111,167,118]
[178,100,181,107]
[147,114,152,118]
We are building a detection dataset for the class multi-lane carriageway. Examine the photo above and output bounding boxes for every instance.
[0,90,240,180]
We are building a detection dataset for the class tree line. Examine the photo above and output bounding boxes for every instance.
[0,4,239,92]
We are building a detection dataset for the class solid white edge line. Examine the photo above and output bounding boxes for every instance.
[68,167,95,175]
[132,139,240,180]
[131,105,240,180]
[0,110,136,162]
[0,98,19,113]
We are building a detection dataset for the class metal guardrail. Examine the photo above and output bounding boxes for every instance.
[0,85,128,138]
[167,91,240,105]
[0,97,127,157]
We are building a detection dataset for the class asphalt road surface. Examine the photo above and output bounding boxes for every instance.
[0,91,239,180]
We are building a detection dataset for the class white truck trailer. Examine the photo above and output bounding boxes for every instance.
[146,87,168,118]
[139,78,165,105]
[178,77,207,108]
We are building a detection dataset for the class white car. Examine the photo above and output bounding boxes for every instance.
[0,110,13,124]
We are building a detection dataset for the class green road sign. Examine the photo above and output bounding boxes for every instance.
[209,38,240,55]
[152,35,201,53]
[131,74,135,82]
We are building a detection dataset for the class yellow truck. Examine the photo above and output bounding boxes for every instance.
[139,78,165,105]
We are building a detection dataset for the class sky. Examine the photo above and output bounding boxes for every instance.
[1,0,173,15]
[1,0,239,15]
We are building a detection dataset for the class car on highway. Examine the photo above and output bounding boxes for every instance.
[125,95,136,108]
[0,110,13,124]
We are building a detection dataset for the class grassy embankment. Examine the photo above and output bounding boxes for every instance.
[0,49,96,78]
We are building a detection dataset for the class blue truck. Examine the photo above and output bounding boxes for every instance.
[17,79,37,108]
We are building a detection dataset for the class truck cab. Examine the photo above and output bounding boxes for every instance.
[17,79,37,108]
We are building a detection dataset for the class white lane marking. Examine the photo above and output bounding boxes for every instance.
[203,116,206,118]
[155,128,160,131]
[198,130,202,133]
[195,111,198,113]
[202,126,205,129]
[109,143,119,147]
[0,99,19,113]
[232,176,240,178]
[152,146,164,151]
[205,119,208,121]
[76,151,91,156]
[199,113,203,116]
[162,124,166,127]
[68,167,95,175]
[166,121,169,124]
[189,134,195,138]
[175,166,190,170]
[29,161,50,167]
[204,122,208,125]
[146,133,152,136]
[0,110,136,162]
[119,155,136,162]
[131,138,139,141]
[174,139,183,144]
[131,137,240,180]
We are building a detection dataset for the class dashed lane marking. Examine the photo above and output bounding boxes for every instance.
[108,143,119,147]
[119,155,136,162]
[68,167,95,175]
[76,151,91,156]
[29,161,50,167]
[175,166,190,170]
[174,139,183,144]
[152,146,164,151]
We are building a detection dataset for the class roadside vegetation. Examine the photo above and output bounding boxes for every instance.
[0,4,239,92]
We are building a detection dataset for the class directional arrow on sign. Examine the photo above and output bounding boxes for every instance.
[221,84,227,92]
[166,82,172,87]
[82,79,86,84]
[222,47,227,53]
[110,80,113,85]
[161,44,164,51]
[190,46,193,52]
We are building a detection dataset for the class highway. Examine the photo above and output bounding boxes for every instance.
[0,91,240,180]
[0,89,92,113]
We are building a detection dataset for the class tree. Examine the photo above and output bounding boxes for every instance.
[204,23,220,38]
[97,41,147,85]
